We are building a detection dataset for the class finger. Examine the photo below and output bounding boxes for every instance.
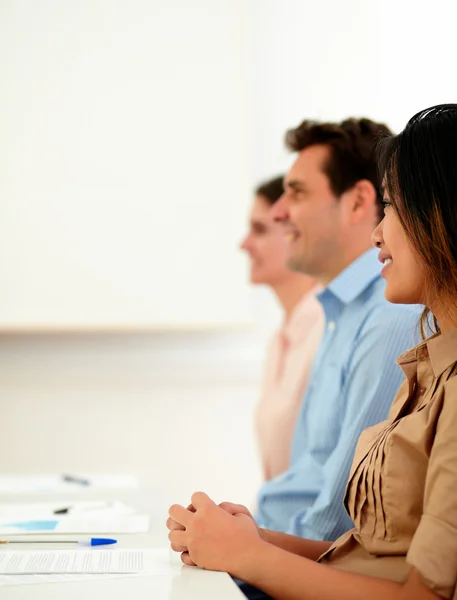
[168,504,192,528]
[219,502,252,517]
[234,512,259,530]
[170,542,187,553]
[186,503,196,513]
[168,529,187,546]
[218,502,237,514]
[166,516,185,531]
[181,551,196,567]
[191,491,214,510]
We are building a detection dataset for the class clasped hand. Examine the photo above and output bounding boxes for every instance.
[166,491,264,574]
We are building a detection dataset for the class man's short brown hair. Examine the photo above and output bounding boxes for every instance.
[285,118,392,220]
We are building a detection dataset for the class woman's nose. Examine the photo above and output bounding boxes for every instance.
[371,219,384,248]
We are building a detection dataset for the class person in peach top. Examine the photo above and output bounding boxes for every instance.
[240,176,324,481]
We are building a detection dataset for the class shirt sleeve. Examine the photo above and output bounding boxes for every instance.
[290,304,418,541]
[256,332,280,481]
[407,376,457,599]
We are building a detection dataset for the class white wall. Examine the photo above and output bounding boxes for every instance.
[0,0,252,329]
[2,0,457,509]
[0,331,267,507]
[249,0,457,181]
[0,0,281,508]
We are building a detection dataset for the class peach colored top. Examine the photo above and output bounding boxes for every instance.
[256,286,324,481]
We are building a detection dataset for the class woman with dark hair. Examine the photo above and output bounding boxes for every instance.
[168,104,457,600]
[241,176,324,481]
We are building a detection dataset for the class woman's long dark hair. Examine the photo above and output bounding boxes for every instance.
[378,104,457,337]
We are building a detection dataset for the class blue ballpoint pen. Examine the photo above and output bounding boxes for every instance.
[0,537,117,546]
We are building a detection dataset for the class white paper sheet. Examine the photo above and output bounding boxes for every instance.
[0,501,134,519]
[0,572,137,587]
[0,514,149,534]
[0,474,139,493]
[0,548,172,574]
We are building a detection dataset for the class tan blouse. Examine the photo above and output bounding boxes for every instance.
[319,327,457,599]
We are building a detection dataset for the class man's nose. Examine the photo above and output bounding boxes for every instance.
[240,235,251,251]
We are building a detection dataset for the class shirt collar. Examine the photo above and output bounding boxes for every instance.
[397,327,457,379]
[325,248,382,304]
[428,327,457,377]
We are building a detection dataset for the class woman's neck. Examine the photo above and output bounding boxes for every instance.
[272,276,318,322]
[428,301,457,334]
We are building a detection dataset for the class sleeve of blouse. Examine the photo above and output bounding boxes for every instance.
[407,376,457,599]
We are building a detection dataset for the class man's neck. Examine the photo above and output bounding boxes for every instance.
[273,276,317,322]
[317,245,373,287]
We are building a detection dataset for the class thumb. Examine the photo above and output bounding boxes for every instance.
[191,491,214,510]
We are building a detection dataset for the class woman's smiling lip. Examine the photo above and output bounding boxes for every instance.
[377,252,393,278]
[378,252,393,265]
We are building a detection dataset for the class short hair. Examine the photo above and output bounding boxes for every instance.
[285,118,393,220]
[255,175,284,205]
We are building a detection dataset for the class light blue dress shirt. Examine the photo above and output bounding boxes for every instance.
[256,249,421,541]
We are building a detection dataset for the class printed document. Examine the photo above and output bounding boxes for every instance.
[0,548,172,574]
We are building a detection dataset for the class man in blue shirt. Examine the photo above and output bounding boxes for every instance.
[254,118,420,541]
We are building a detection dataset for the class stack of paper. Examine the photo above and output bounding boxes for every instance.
[0,549,174,587]
[0,515,149,535]
[0,549,173,575]
[0,474,139,494]
[0,474,164,589]
[0,500,134,519]
[0,501,149,534]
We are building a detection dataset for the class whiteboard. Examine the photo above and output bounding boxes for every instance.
[0,0,253,330]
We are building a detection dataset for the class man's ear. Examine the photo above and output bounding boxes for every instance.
[349,179,376,223]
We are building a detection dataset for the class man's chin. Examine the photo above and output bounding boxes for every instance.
[287,255,307,274]
[250,273,265,285]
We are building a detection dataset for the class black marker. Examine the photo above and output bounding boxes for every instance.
[61,474,91,486]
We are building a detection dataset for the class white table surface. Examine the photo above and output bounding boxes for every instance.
[0,487,245,599]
